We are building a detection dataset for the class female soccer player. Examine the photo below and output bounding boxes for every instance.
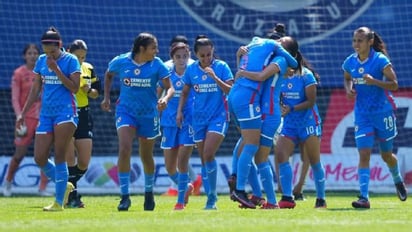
[228,35,297,209]
[342,26,407,209]
[66,39,101,208]
[234,52,288,209]
[158,42,195,210]
[101,32,174,211]
[3,44,50,197]
[275,36,326,209]
[177,35,233,209]
[17,27,81,211]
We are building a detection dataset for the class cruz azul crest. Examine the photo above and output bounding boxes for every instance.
[177,0,374,45]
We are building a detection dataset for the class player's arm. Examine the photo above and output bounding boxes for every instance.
[88,67,100,99]
[204,67,233,94]
[46,57,80,93]
[100,71,115,112]
[11,72,22,117]
[176,84,190,128]
[363,64,398,91]
[18,74,42,124]
[236,63,280,82]
[157,77,175,111]
[343,71,356,100]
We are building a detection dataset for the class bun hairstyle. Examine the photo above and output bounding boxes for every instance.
[267,23,286,40]
[170,35,189,47]
[68,39,88,52]
[169,42,189,58]
[193,34,214,53]
[41,26,62,47]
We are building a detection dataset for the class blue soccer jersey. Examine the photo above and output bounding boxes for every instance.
[183,59,233,125]
[237,36,298,91]
[261,56,288,116]
[33,51,80,116]
[108,52,170,118]
[281,67,321,128]
[342,48,396,114]
[159,64,193,127]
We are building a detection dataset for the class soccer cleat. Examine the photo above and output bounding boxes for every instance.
[293,192,306,201]
[144,191,155,211]
[260,202,279,209]
[315,198,327,208]
[204,194,217,210]
[118,194,131,211]
[43,201,63,211]
[232,190,256,209]
[3,181,12,197]
[352,196,370,209]
[395,181,407,201]
[192,174,202,196]
[249,195,266,206]
[278,196,296,209]
[227,175,237,200]
[162,187,178,196]
[184,183,194,205]
[66,191,85,208]
[174,203,185,211]
[63,182,75,206]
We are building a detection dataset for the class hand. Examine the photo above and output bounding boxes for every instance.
[100,98,111,112]
[236,46,248,57]
[46,57,59,72]
[157,98,168,111]
[363,74,375,85]
[203,67,216,77]
[280,104,291,117]
[346,89,356,100]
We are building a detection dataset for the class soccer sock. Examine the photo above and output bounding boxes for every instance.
[231,138,242,175]
[258,161,277,204]
[236,144,258,191]
[177,172,189,204]
[68,165,87,189]
[389,163,403,184]
[118,172,130,196]
[279,162,293,197]
[205,159,218,196]
[145,173,154,192]
[54,162,68,206]
[41,159,56,181]
[358,168,370,199]
[248,162,262,197]
[169,172,179,185]
[201,165,210,195]
[312,162,326,199]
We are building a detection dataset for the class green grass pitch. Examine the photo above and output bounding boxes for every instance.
[0,192,410,232]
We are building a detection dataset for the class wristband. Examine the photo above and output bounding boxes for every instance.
[290,105,294,112]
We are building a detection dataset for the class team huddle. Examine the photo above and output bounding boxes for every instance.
[5,24,407,211]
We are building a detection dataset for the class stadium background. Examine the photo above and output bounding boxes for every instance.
[0,0,411,193]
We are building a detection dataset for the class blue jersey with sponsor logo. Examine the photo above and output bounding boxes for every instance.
[159,64,194,127]
[183,59,233,124]
[33,52,80,116]
[108,52,170,118]
[261,56,287,116]
[281,67,321,128]
[342,48,396,114]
